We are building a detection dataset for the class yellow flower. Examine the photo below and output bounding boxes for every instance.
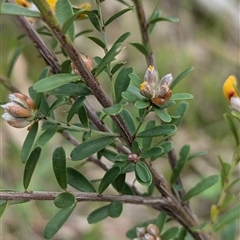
[223,75,240,111]
[1,93,35,128]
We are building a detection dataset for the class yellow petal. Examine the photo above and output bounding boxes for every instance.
[223,75,238,101]
[16,0,31,8]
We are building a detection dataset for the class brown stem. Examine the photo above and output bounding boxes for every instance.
[132,0,155,66]
[6,0,61,74]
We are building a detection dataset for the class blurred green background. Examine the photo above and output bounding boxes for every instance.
[0,0,239,239]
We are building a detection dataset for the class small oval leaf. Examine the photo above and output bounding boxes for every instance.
[135,100,150,109]
[135,161,152,186]
[44,204,76,239]
[23,147,42,190]
[52,147,67,190]
[21,122,39,163]
[67,167,96,192]
[103,103,123,115]
[170,145,190,184]
[87,205,109,224]
[183,175,220,201]
[54,192,76,208]
[108,201,123,218]
[98,166,121,194]
[154,107,172,122]
[34,74,80,92]
[71,136,115,161]
[170,93,193,101]
[137,125,176,138]
[140,147,163,159]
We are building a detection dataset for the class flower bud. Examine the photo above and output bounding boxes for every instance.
[143,233,155,240]
[147,224,160,237]
[71,54,93,75]
[136,227,147,237]
[128,153,139,163]
[1,93,35,128]
[16,0,31,8]
[140,66,173,106]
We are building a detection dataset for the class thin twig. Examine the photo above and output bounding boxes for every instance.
[6,0,61,74]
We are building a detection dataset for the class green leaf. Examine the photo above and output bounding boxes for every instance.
[35,125,58,147]
[103,103,123,115]
[213,204,240,231]
[71,136,115,161]
[23,147,41,190]
[187,151,206,160]
[47,97,68,114]
[142,120,156,150]
[54,192,76,208]
[170,93,193,101]
[87,205,109,224]
[62,10,85,35]
[174,227,187,240]
[67,167,96,192]
[137,124,176,138]
[34,74,80,92]
[159,141,174,156]
[140,147,163,159]
[52,147,67,190]
[98,166,121,194]
[170,145,190,184]
[148,9,160,33]
[78,105,89,128]
[44,204,76,239]
[171,101,188,126]
[111,62,127,75]
[218,155,231,187]
[120,110,136,135]
[49,82,91,96]
[171,67,193,89]
[231,110,240,120]
[161,226,179,240]
[61,60,72,73]
[135,100,150,109]
[56,0,75,41]
[183,175,220,201]
[105,7,133,26]
[154,107,172,122]
[113,32,131,46]
[88,36,106,49]
[94,43,122,76]
[156,212,167,234]
[1,3,41,17]
[149,16,179,25]
[130,42,149,56]
[67,96,85,122]
[121,91,139,103]
[112,174,125,192]
[0,201,8,218]
[99,149,118,163]
[114,67,133,103]
[87,10,101,32]
[108,201,123,218]
[129,73,142,87]
[220,219,237,240]
[7,46,24,78]
[224,113,239,145]
[21,121,39,163]
[135,161,152,186]
[75,29,93,38]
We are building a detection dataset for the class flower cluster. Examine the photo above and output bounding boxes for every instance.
[222,75,240,112]
[1,93,35,128]
[140,66,173,106]
[134,224,161,240]
[71,53,93,75]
